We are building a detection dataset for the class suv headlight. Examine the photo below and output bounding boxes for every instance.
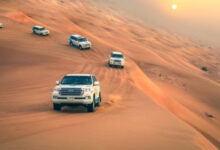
[83,87,92,95]
[53,87,61,94]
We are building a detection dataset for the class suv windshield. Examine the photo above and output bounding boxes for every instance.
[38,27,45,31]
[111,54,124,58]
[61,76,92,85]
[78,38,87,42]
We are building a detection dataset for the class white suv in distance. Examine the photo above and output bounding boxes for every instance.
[69,34,91,50]
[32,25,50,36]
[0,23,3,28]
[52,74,101,112]
[108,52,125,68]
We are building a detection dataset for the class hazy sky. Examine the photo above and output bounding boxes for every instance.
[109,0,220,48]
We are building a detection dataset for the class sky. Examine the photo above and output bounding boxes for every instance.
[109,0,220,48]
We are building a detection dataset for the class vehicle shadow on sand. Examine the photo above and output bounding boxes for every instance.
[60,106,89,113]
[63,44,91,51]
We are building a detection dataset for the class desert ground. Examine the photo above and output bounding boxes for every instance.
[0,0,219,150]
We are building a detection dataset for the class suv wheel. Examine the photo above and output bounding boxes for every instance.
[95,93,101,107]
[79,45,83,50]
[53,103,61,111]
[88,96,95,112]
[69,41,73,46]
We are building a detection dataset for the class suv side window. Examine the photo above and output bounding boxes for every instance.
[72,36,77,41]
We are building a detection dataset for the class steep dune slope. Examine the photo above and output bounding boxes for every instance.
[0,0,219,150]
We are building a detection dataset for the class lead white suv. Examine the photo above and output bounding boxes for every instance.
[108,52,125,68]
[32,25,50,36]
[69,34,91,50]
[52,74,101,112]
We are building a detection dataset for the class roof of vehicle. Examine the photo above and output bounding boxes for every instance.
[111,51,123,55]
[33,25,45,29]
[65,74,93,77]
[71,34,85,39]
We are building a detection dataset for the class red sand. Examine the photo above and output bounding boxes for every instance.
[0,0,219,150]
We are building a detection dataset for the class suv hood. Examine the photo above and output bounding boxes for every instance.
[110,57,124,61]
[42,29,49,33]
[55,84,92,89]
[79,41,91,45]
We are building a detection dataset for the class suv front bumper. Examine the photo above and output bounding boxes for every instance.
[52,95,93,105]
[82,45,91,49]
[109,61,124,67]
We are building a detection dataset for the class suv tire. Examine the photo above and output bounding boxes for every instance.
[53,103,61,111]
[79,45,83,50]
[95,93,101,107]
[69,41,73,46]
[88,96,95,112]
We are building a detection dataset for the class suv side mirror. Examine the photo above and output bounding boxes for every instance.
[56,81,60,85]
[94,81,99,86]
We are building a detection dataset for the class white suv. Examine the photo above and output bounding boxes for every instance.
[108,52,125,68]
[0,23,3,28]
[52,74,101,112]
[32,25,50,36]
[69,34,91,50]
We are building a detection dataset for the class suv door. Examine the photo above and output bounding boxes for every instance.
[72,37,78,46]
[92,75,100,101]
[35,28,40,34]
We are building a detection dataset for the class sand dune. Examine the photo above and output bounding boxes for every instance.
[0,0,219,150]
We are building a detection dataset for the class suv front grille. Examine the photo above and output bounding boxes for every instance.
[60,88,83,96]
[114,60,121,62]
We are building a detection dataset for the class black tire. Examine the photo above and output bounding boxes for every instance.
[88,96,95,112]
[53,103,61,111]
[121,66,124,69]
[95,93,101,107]
[69,41,73,46]
[79,45,83,50]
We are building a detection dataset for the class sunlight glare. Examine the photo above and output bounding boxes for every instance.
[172,4,178,10]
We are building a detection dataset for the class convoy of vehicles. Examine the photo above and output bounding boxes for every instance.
[3,24,125,112]
[32,25,50,36]
[108,51,125,68]
[52,74,101,112]
[69,34,91,50]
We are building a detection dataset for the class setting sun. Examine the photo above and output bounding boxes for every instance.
[172,4,178,10]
